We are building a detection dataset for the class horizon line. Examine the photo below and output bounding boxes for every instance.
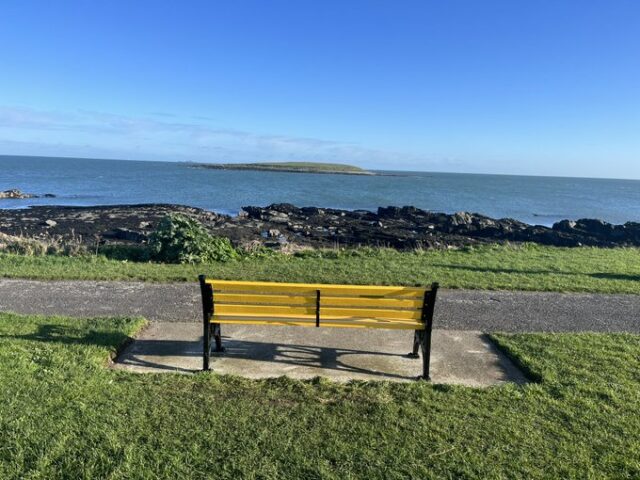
[1,152,639,183]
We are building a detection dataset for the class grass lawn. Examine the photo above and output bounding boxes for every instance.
[1,244,640,294]
[0,312,638,478]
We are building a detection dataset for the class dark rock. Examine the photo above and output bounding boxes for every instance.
[377,206,403,218]
[241,206,265,219]
[577,219,617,237]
[107,228,148,243]
[268,203,299,215]
[553,220,577,232]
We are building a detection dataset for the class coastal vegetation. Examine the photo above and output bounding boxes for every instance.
[149,214,239,263]
[193,161,374,175]
[1,244,639,294]
[0,311,638,478]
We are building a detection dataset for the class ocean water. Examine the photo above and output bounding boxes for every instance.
[1,155,639,226]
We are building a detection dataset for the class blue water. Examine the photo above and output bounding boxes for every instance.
[1,155,639,226]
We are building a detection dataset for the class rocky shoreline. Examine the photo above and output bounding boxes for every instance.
[1,203,639,251]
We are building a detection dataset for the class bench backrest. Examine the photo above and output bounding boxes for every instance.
[199,277,438,330]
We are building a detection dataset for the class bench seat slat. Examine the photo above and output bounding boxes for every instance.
[214,304,422,320]
[209,280,425,298]
[212,315,425,330]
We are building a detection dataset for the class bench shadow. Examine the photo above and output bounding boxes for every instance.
[0,324,133,349]
[219,337,418,381]
[117,336,420,380]
[116,338,202,373]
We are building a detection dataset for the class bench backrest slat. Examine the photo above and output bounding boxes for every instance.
[210,280,425,298]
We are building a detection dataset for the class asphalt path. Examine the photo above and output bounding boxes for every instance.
[1,279,638,332]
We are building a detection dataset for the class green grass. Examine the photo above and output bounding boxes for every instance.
[1,244,640,293]
[0,312,638,478]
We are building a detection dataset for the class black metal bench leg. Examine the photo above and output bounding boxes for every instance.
[407,330,421,358]
[199,274,214,371]
[420,328,432,381]
[212,323,225,353]
[417,283,438,381]
[203,320,211,371]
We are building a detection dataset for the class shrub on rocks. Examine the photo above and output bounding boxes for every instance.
[149,214,238,263]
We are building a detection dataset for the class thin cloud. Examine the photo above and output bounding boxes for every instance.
[0,105,441,169]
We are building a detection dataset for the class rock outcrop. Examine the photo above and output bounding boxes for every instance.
[0,189,56,199]
[233,203,640,249]
[1,202,639,250]
[0,189,35,199]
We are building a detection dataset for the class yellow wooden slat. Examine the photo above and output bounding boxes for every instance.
[214,304,421,320]
[321,322,424,330]
[213,319,318,327]
[212,315,425,330]
[215,304,316,317]
[208,280,426,298]
[214,293,421,310]
[320,307,421,320]
[215,293,316,306]
[320,296,422,309]
[212,312,422,325]
[317,317,423,328]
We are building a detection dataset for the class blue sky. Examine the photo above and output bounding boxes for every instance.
[0,0,639,178]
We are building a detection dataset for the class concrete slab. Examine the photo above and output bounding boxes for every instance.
[114,323,528,386]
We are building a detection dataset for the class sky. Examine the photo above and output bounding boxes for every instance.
[0,0,639,178]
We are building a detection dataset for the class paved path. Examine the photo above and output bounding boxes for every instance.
[0,278,638,332]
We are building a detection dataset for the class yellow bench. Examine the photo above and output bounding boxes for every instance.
[198,276,439,380]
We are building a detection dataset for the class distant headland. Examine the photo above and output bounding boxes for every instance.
[191,161,377,176]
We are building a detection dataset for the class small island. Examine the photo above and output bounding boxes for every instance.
[192,161,376,176]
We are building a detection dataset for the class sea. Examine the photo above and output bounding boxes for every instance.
[1,155,639,226]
